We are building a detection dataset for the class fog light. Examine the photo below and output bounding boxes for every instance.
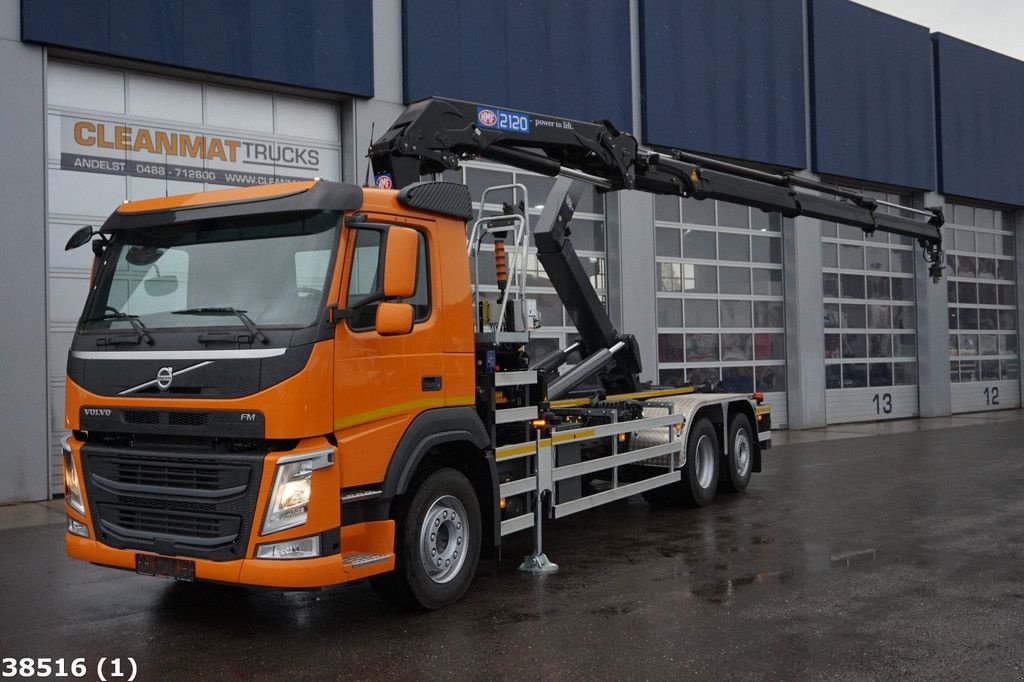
[67,516,89,538]
[62,438,84,515]
[256,535,321,560]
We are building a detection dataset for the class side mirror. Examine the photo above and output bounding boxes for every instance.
[382,226,419,298]
[65,225,95,251]
[375,302,414,336]
[126,246,165,266]
[144,275,179,297]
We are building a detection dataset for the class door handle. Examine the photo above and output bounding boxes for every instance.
[421,376,442,392]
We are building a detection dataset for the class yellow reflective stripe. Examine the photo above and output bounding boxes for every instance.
[755,406,771,414]
[552,429,595,444]
[334,395,475,430]
[549,397,591,408]
[606,386,696,401]
[495,438,551,460]
[496,430,594,460]
[550,386,696,408]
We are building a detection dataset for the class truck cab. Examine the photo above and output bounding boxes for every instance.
[63,180,492,602]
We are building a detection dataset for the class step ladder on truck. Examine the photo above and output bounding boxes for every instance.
[59,96,945,610]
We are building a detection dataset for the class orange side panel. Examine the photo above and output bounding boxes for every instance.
[116,180,316,214]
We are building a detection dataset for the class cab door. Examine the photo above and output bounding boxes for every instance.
[333,217,447,489]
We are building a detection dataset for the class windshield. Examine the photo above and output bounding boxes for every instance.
[81,210,339,333]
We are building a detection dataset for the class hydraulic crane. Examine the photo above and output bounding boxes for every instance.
[369,97,945,397]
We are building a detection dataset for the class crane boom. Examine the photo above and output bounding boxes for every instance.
[369,97,943,265]
[370,97,945,395]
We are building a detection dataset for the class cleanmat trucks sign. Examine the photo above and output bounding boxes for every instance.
[59,115,322,186]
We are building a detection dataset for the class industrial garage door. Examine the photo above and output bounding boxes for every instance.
[945,201,1020,412]
[654,196,789,428]
[45,61,342,494]
[822,191,919,424]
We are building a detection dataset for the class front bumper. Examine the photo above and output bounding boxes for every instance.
[65,521,395,588]
[63,435,395,588]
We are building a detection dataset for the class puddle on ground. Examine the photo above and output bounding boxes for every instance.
[685,548,881,604]
[690,570,793,604]
[589,604,637,618]
[829,548,878,567]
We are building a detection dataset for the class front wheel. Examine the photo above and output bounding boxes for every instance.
[370,468,481,610]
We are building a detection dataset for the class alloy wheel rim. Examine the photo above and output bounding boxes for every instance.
[695,434,715,489]
[419,495,469,583]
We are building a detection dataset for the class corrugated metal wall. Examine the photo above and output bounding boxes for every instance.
[17,0,1024,209]
[809,0,935,190]
[403,0,632,126]
[21,0,375,97]
[640,0,806,168]
[934,34,1024,207]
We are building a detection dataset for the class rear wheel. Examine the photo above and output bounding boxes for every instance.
[719,413,754,493]
[370,468,481,610]
[642,417,719,507]
[680,417,719,507]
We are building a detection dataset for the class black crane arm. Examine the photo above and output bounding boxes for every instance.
[370,97,946,396]
[370,97,944,273]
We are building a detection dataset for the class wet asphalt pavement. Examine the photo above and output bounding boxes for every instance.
[2,417,1023,680]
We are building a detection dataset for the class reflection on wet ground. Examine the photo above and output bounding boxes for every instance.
[3,416,1024,678]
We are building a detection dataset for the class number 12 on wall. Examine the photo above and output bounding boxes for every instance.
[984,386,1000,406]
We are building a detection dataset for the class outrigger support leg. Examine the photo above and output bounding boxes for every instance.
[518,491,558,574]
[519,434,558,574]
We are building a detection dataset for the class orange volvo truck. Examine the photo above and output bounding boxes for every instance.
[62,98,945,608]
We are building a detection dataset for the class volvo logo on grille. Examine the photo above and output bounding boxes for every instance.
[156,366,174,391]
[118,360,214,396]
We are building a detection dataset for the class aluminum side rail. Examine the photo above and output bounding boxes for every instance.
[497,409,689,538]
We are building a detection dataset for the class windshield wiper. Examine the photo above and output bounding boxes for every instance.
[81,312,153,345]
[172,307,268,344]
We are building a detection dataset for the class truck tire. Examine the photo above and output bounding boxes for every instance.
[370,468,481,610]
[719,413,753,493]
[642,417,719,507]
[679,417,719,506]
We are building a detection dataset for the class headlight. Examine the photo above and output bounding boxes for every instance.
[62,438,84,515]
[261,449,333,535]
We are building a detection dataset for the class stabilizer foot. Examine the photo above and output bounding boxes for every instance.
[518,552,559,574]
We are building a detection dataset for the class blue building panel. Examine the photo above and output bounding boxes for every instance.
[640,0,806,169]
[21,0,374,97]
[934,34,1024,207]
[403,0,632,130]
[809,0,935,190]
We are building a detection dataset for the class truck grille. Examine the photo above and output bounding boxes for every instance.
[112,460,248,492]
[81,444,264,561]
[124,410,159,424]
[100,506,241,542]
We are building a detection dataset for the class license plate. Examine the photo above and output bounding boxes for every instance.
[136,554,195,581]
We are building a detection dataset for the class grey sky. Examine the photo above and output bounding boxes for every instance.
[851,0,1024,61]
